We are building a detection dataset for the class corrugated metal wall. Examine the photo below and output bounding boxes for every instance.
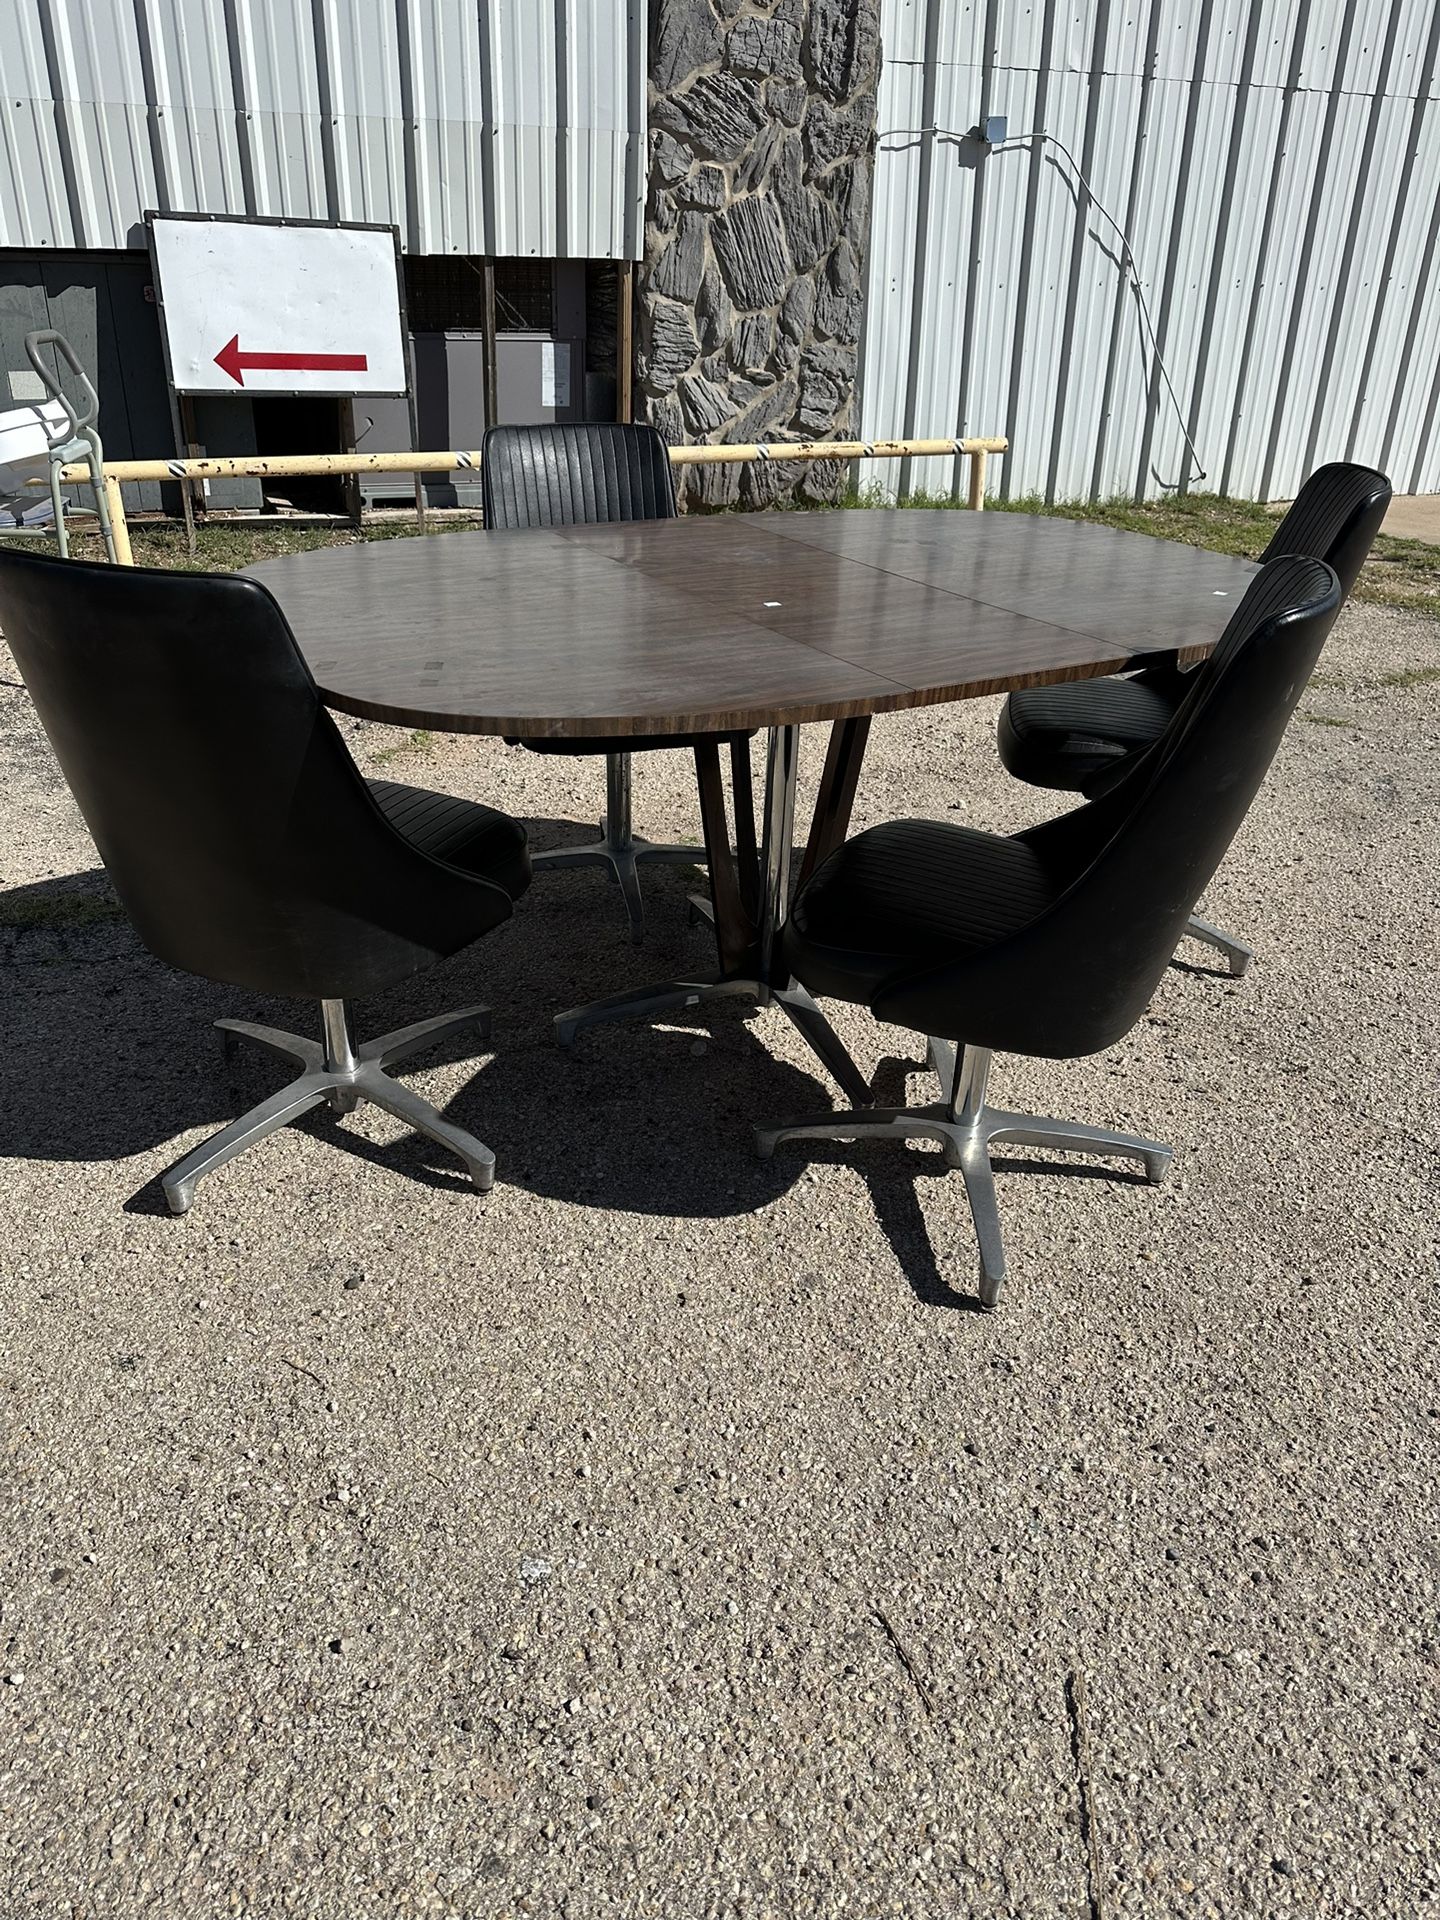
[0,0,646,259]
[862,0,1440,502]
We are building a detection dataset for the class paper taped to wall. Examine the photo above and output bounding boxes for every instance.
[541,341,571,410]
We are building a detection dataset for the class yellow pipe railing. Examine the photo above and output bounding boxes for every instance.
[49,435,1008,563]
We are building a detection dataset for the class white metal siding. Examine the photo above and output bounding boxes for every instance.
[0,0,645,259]
[862,0,1440,501]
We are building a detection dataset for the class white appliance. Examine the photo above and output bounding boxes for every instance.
[0,397,72,504]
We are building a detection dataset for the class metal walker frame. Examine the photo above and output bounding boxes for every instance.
[22,330,119,563]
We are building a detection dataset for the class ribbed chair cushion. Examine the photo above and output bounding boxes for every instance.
[784,818,1059,1005]
[997,672,1184,794]
[1259,462,1391,593]
[482,422,677,530]
[369,780,530,901]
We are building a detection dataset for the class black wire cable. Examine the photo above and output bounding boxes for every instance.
[874,122,1208,479]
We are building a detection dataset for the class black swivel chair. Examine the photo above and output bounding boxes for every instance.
[996,462,1391,975]
[0,546,531,1215]
[757,556,1342,1307]
[482,422,755,944]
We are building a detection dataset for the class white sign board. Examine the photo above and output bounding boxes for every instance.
[148,216,408,398]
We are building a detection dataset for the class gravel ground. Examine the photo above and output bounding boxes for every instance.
[1,594,1437,1918]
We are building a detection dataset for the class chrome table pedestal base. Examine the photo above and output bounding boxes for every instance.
[163,998,495,1216]
[531,751,703,946]
[757,1041,1171,1309]
[1184,912,1254,977]
[553,726,874,1110]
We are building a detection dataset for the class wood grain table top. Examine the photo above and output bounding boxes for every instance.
[244,510,1260,738]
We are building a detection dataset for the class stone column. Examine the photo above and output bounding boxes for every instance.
[636,0,880,511]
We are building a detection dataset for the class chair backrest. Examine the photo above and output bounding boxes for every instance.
[481,422,678,530]
[1260,461,1391,592]
[876,555,1343,1057]
[0,546,512,1001]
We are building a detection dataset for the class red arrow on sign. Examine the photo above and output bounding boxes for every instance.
[214,333,369,387]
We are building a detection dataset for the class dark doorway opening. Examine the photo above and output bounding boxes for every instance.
[249,396,347,514]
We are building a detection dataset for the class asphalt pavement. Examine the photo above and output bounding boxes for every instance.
[1,594,1436,1917]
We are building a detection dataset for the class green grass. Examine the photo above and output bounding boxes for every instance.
[370,728,435,766]
[0,513,481,574]
[1371,662,1440,689]
[1310,661,1440,694]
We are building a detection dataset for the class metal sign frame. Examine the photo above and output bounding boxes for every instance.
[143,211,411,401]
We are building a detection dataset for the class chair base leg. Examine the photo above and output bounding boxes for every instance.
[771,982,874,1110]
[756,1045,1171,1308]
[1185,913,1255,977]
[166,1002,495,1215]
[532,831,706,945]
[529,750,705,945]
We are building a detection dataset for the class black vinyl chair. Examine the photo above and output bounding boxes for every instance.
[757,556,1343,1307]
[482,422,756,944]
[0,546,531,1215]
[995,462,1391,975]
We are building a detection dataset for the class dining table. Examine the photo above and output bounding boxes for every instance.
[246,508,1259,1100]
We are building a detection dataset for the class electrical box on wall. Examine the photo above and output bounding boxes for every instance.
[983,116,1008,145]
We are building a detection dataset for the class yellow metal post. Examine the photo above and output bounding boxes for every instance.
[101,473,134,565]
[967,448,988,511]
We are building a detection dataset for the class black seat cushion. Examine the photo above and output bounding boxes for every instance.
[996,464,1389,807]
[997,668,1187,795]
[369,780,531,901]
[783,818,1059,1007]
[507,730,753,756]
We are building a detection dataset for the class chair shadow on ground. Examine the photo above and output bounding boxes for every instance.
[1,852,815,1217]
[1,849,1153,1314]
[1168,953,1242,981]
